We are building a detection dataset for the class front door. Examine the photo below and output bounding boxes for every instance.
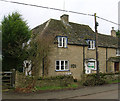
[114,62,119,72]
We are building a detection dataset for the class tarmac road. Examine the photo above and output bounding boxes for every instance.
[2,83,119,100]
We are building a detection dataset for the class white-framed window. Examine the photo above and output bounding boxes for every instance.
[55,60,69,71]
[116,49,120,56]
[86,40,95,49]
[58,36,67,48]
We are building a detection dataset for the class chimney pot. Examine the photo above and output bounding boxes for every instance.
[111,27,116,37]
[60,14,69,23]
[112,27,114,30]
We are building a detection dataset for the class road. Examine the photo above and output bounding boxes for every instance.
[2,83,119,100]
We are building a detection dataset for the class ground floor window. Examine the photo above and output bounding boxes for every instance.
[55,60,69,71]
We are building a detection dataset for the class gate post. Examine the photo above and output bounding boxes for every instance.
[11,69,16,87]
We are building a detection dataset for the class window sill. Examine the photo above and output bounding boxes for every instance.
[58,47,68,48]
[55,70,70,72]
[88,48,95,50]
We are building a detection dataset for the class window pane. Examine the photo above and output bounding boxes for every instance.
[61,61,64,66]
[90,41,92,48]
[56,61,59,70]
[65,66,68,69]
[56,61,59,65]
[92,41,93,48]
[63,37,67,48]
[56,66,59,70]
[65,61,68,69]
[93,41,95,48]
[65,61,68,65]
[60,37,62,46]
[88,41,91,48]
[61,66,64,70]
[61,61,64,70]
[63,38,65,45]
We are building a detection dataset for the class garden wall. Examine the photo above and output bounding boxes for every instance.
[15,71,75,88]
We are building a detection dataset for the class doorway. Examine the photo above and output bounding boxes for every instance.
[114,62,119,72]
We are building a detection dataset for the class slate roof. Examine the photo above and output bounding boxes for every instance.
[32,19,119,48]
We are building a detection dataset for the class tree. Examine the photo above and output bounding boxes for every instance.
[28,34,54,76]
[2,12,31,71]
[116,30,120,37]
[0,24,2,69]
[0,24,2,55]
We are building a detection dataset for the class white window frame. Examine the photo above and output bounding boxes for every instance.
[116,49,120,56]
[55,60,69,71]
[58,36,67,48]
[87,40,95,50]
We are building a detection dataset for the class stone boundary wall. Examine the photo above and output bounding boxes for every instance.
[15,71,74,88]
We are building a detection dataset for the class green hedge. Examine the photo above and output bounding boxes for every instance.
[81,73,107,86]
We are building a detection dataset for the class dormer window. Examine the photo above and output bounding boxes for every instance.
[58,36,67,48]
[86,40,95,49]
[116,49,120,56]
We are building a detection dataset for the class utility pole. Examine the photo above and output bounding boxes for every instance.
[94,13,99,74]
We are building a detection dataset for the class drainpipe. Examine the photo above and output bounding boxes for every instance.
[42,50,44,77]
[106,48,108,72]
[83,46,85,74]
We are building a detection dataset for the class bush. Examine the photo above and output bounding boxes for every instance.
[81,73,107,86]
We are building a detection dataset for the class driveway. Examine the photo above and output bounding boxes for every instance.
[2,83,119,100]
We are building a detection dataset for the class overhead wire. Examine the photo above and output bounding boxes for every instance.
[0,0,120,27]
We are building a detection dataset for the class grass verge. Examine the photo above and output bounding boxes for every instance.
[34,84,78,91]
[107,79,120,84]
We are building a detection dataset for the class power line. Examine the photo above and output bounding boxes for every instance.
[0,0,93,16]
[0,0,120,26]
[97,16,120,26]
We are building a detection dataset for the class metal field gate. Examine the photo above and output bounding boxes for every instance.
[2,69,15,87]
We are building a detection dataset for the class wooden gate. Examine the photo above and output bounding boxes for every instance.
[2,69,15,87]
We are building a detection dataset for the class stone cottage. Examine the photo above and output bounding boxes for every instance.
[31,14,120,80]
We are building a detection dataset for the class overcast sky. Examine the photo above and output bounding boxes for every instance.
[0,0,120,35]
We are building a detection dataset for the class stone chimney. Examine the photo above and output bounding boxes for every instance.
[111,27,116,37]
[60,14,69,23]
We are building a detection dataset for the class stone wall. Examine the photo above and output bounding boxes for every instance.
[15,71,75,88]
[48,44,83,80]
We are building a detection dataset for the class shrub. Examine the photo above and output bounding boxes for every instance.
[81,73,106,86]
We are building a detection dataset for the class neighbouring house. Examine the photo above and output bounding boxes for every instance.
[25,14,120,80]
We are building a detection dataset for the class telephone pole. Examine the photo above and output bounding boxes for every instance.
[94,13,99,74]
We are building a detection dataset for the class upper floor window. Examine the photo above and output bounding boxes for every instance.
[86,40,95,49]
[58,36,67,48]
[116,49,120,56]
[55,60,69,71]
